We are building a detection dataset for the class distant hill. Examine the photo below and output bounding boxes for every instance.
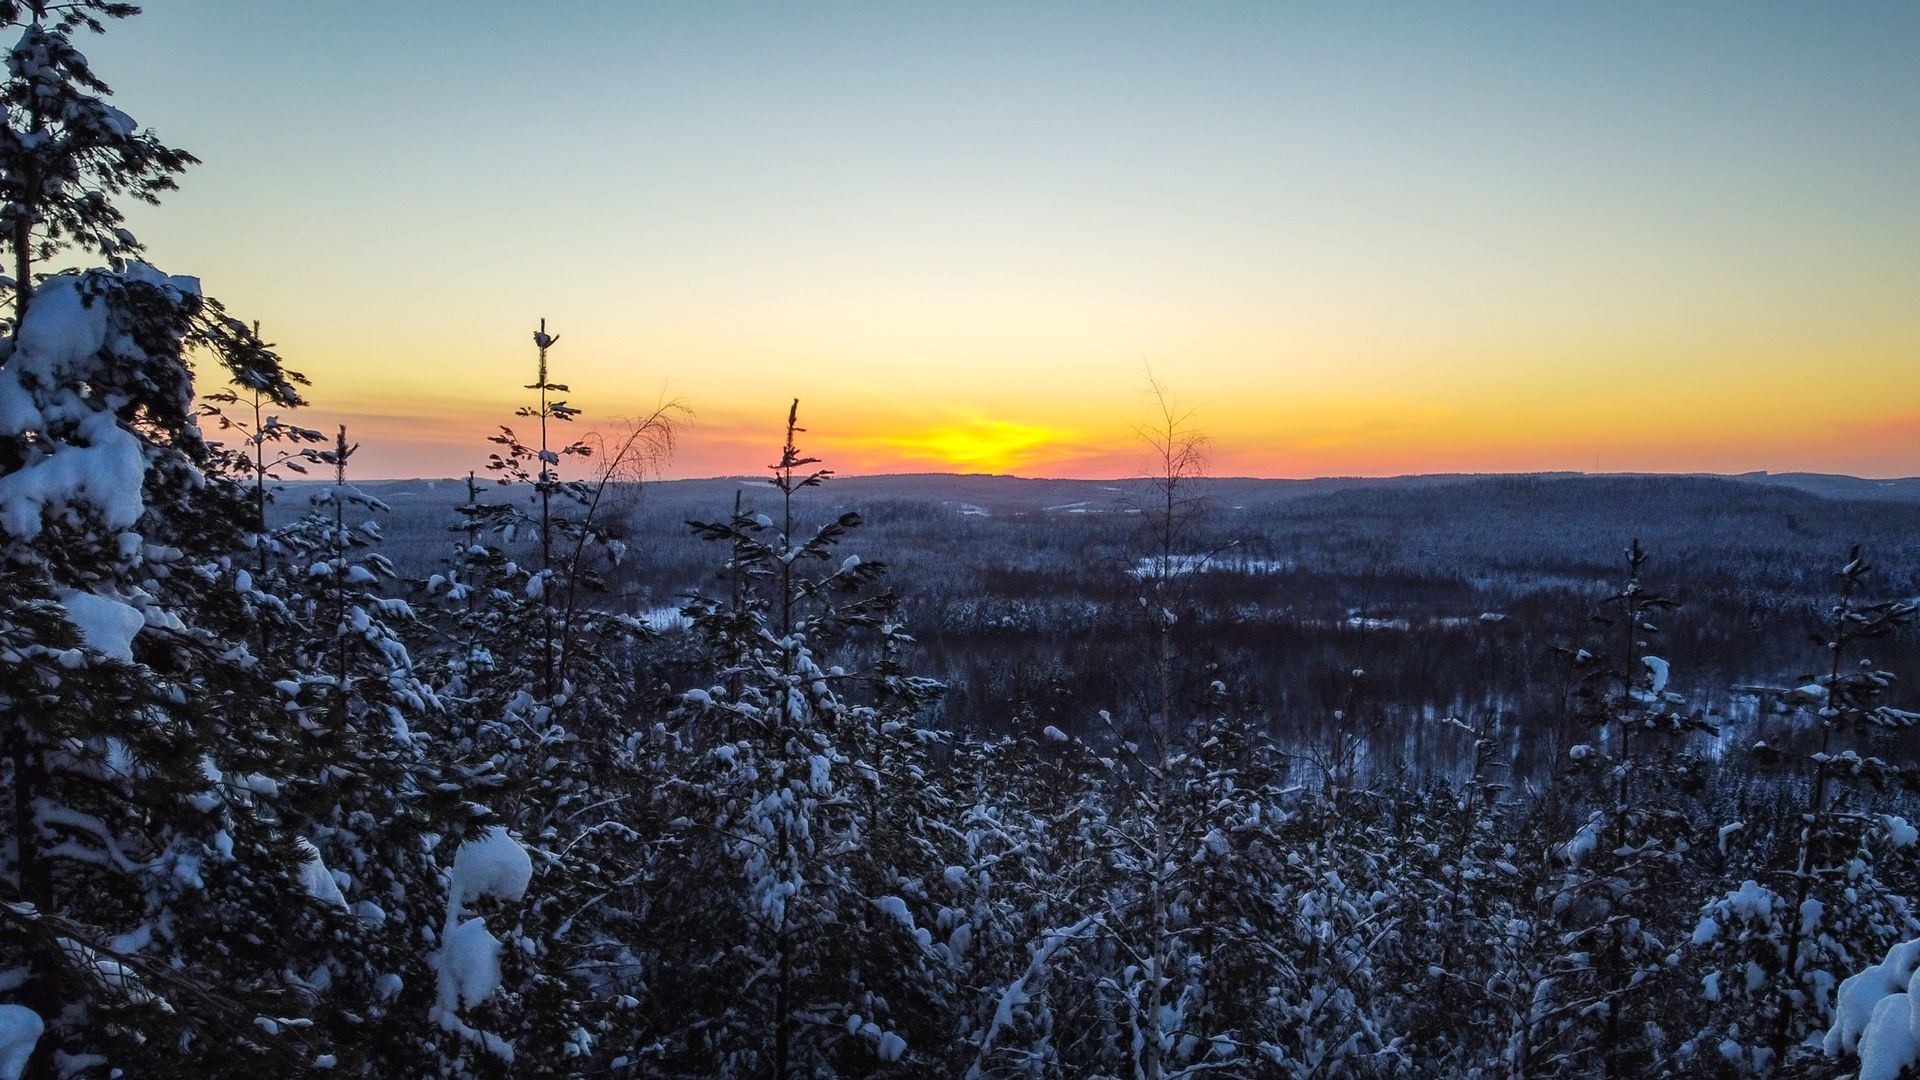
[1713,471,1920,503]
[318,470,1920,526]
[604,469,1920,512]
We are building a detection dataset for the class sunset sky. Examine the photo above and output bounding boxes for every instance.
[89,2,1919,480]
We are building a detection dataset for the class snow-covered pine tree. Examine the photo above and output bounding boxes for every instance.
[461,320,671,837]
[939,727,1116,1077]
[1379,715,1542,1076]
[644,401,945,1077]
[1771,548,1920,1055]
[1158,702,1382,1079]
[415,323,683,1073]
[0,5,347,1073]
[1262,671,1415,1077]
[953,721,1140,1077]
[424,471,532,738]
[956,685,1415,1077]
[1533,539,1715,1077]
[1688,545,1920,1073]
[266,427,441,778]
[241,426,498,1075]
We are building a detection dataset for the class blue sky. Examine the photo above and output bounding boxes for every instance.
[75,2,1920,478]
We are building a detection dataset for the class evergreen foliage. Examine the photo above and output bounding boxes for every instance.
[7,7,1920,1080]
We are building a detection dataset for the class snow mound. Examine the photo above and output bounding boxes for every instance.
[1559,816,1603,864]
[431,827,533,1061]
[1885,815,1918,849]
[0,275,147,541]
[439,916,504,1010]
[57,589,143,662]
[1642,655,1670,695]
[1825,937,1920,1080]
[297,840,348,909]
[0,1005,43,1080]
[1857,992,1920,1080]
[449,827,533,911]
[0,411,145,541]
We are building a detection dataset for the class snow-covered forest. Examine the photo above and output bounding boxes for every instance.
[6,5,1920,1079]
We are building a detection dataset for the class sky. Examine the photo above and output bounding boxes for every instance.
[82,2,1920,480]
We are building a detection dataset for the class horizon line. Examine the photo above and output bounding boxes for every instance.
[322,468,1920,486]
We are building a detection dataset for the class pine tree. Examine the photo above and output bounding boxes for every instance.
[414,322,683,1074]
[643,401,943,1077]
[467,320,671,825]
[1379,717,1539,1076]
[1533,539,1715,1077]
[0,6,412,1073]
[1690,546,1920,1072]
[485,320,593,699]
[0,202,327,1076]
[199,320,326,590]
[252,426,492,1074]
[0,0,193,325]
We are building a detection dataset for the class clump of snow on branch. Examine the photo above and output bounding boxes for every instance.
[0,1005,44,1080]
[430,827,533,1060]
[0,275,147,541]
[1825,938,1920,1080]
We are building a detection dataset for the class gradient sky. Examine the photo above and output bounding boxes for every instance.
[82,2,1920,479]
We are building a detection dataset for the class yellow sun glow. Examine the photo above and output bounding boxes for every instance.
[861,419,1076,474]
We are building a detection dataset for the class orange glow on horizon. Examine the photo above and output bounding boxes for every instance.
[93,3,1920,486]
[262,373,1920,484]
